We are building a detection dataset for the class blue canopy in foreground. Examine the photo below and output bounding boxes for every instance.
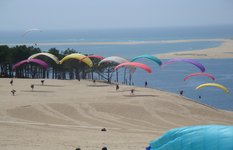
[147,125,233,150]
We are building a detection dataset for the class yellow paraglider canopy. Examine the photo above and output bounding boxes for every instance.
[28,52,60,64]
[59,53,93,67]
[195,83,229,93]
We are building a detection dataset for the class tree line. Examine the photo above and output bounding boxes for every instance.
[0,45,117,82]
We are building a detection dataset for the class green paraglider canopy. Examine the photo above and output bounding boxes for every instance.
[131,54,162,66]
[147,125,233,150]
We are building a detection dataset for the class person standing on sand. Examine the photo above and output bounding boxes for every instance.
[179,90,184,96]
[145,81,148,87]
[130,89,135,95]
[41,80,44,85]
[10,79,13,86]
[31,84,34,91]
[102,147,108,150]
[116,84,119,91]
[11,89,16,96]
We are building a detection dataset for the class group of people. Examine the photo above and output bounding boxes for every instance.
[114,81,148,95]
[179,89,201,99]
[10,79,45,96]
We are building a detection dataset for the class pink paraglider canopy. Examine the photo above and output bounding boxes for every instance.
[114,62,152,73]
[81,55,104,61]
[87,55,104,60]
[184,72,215,81]
[12,58,49,70]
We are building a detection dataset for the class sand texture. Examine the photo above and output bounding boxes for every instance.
[0,78,233,150]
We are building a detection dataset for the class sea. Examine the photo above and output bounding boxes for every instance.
[0,25,233,111]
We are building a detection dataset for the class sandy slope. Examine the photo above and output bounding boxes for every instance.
[0,78,233,150]
[157,39,233,59]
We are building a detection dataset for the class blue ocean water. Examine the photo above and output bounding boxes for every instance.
[113,59,233,111]
[1,25,233,111]
[1,25,233,43]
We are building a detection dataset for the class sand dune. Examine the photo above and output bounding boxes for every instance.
[1,78,233,150]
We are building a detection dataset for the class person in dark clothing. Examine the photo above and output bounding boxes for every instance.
[41,80,44,85]
[116,84,119,91]
[145,81,148,87]
[102,147,108,150]
[130,89,135,95]
[10,79,13,86]
[31,84,34,91]
[179,90,184,96]
[11,89,16,96]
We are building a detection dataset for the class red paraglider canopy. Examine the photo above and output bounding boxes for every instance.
[114,62,152,73]
[81,55,104,61]
[184,72,215,81]
[88,55,104,60]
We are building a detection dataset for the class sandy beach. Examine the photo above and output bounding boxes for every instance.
[157,39,233,59]
[1,78,233,150]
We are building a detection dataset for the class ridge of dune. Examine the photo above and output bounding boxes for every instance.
[0,78,233,150]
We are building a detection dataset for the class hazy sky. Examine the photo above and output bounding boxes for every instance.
[1,0,233,30]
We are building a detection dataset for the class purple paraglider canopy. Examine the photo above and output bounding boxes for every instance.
[162,58,205,72]
[12,58,49,70]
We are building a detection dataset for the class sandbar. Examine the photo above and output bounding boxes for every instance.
[156,39,233,59]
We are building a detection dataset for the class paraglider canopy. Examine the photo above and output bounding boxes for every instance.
[98,56,128,66]
[60,53,93,67]
[22,28,42,37]
[114,62,152,73]
[28,52,60,64]
[162,58,206,72]
[12,58,48,70]
[195,83,229,93]
[131,54,162,66]
[85,55,104,60]
[148,125,233,150]
[184,72,215,81]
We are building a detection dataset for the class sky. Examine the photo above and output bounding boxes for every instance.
[0,0,233,31]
